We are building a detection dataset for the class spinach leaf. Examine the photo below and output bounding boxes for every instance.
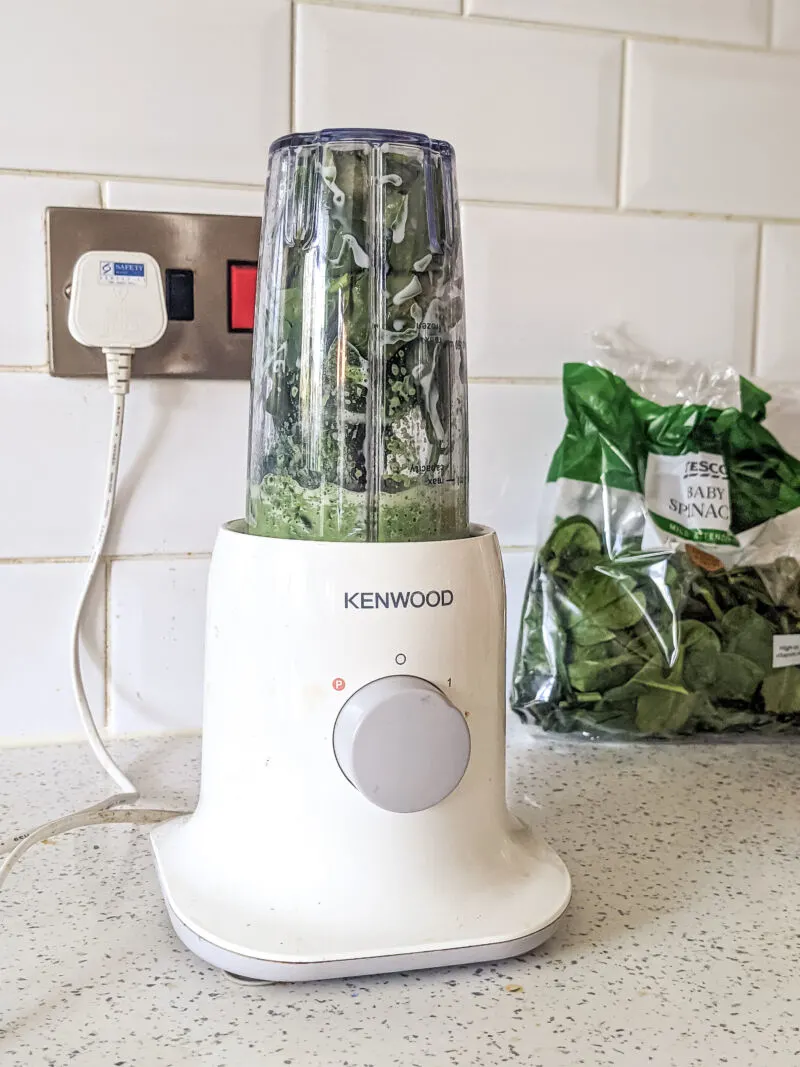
[707,653,765,703]
[682,621,723,691]
[546,515,602,561]
[718,606,775,670]
[683,648,719,692]
[603,647,687,704]
[566,570,646,630]
[570,617,617,648]
[635,689,706,735]
[761,668,800,714]
[568,654,638,694]
[682,620,721,653]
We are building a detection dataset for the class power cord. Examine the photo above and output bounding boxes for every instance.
[0,256,188,890]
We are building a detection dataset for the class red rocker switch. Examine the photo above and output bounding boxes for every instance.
[228,261,258,332]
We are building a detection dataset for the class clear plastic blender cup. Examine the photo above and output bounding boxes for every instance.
[246,128,469,543]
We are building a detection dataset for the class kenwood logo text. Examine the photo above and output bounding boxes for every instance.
[344,590,454,610]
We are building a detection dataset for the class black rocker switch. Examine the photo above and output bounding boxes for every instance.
[165,268,195,322]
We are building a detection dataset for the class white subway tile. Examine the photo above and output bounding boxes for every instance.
[328,0,459,10]
[463,206,758,375]
[623,43,800,218]
[0,176,99,368]
[0,0,290,184]
[0,374,562,560]
[296,6,621,206]
[108,559,208,734]
[755,226,800,382]
[502,550,533,689]
[467,0,769,47]
[764,387,800,460]
[469,383,564,547]
[0,376,248,559]
[103,182,264,217]
[773,1,800,48]
[0,563,105,743]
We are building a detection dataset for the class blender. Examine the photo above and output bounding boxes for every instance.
[151,129,571,981]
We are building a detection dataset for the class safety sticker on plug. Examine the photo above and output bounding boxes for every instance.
[99,261,146,286]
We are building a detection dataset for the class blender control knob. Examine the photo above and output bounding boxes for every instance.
[333,675,471,813]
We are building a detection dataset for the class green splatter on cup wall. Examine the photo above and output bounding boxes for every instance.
[246,129,469,543]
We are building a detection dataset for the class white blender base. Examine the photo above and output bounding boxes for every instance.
[155,524,572,982]
[161,893,569,982]
[152,809,572,983]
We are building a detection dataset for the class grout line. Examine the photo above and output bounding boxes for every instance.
[0,167,264,193]
[3,167,800,228]
[0,367,561,390]
[750,223,766,376]
[5,367,793,392]
[459,198,800,227]
[615,39,630,209]
[767,0,776,48]
[468,376,559,386]
[296,0,779,54]
[103,558,112,729]
[0,553,213,565]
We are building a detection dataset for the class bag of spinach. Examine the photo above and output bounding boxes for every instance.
[511,345,800,739]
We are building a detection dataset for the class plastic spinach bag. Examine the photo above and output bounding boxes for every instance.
[511,350,800,739]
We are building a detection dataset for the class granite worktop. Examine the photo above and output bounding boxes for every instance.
[1,728,798,1066]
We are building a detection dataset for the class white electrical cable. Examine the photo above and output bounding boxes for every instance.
[71,357,135,796]
[0,348,185,891]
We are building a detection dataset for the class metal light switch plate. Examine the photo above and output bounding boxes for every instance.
[47,207,262,379]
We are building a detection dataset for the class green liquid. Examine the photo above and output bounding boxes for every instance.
[249,474,467,543]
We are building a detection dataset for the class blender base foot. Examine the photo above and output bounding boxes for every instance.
[164,898,570,983]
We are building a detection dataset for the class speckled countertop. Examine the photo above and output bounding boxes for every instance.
[1,728,799,1066]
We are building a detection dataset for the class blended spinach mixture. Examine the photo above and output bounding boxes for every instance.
[247,136,468,543]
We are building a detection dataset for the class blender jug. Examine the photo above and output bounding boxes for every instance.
[247,128,469,543]
[153,127,572,983]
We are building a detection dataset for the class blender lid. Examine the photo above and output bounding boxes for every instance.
[269,128,455,157]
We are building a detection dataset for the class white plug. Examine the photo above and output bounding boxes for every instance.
[68,250,167,394]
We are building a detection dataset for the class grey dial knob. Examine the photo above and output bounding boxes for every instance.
[333,675,471,813]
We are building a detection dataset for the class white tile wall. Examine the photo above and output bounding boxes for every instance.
[296,5,622,205]
[329,0,460,9]
[463,205,759,374]
[765,388,800,458]
[3,0,800,744]
[0,563,105,743]
[103,182,264,217]
[0,176,100,367]
[0,377,248,559]
[0,0,290,184]
[469,384,564,546]
[755,226,800,382]
[773,0,800,49]
[467,0,770,47]
[623,43,800,218]
[501,550,533,686]
[109,559,208,734]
